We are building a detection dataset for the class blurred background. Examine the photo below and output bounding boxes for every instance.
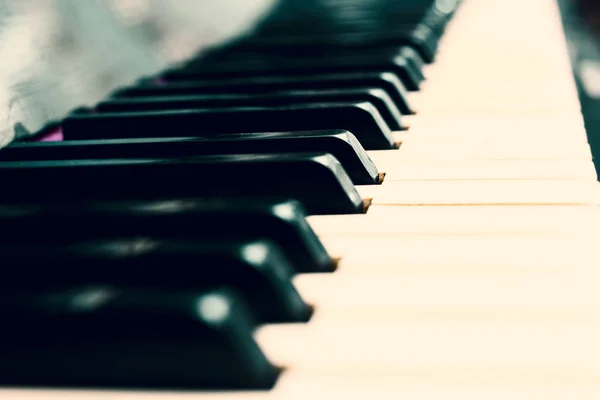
[0,0,275,147]
[2,0,600,176]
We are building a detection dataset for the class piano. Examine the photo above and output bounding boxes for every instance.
[1,0,600,398]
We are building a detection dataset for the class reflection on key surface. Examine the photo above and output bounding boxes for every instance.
[3,0,600,398]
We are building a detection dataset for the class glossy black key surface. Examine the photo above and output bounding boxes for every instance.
[63,103,396,150]
[116,71,414,115]
[98,88,404,131]
[252,0,448,36]
[0,238,311,324]
[0,287,280,389]
[3,130,381,185]
[196,41,428,84]
[0,153,364,215]
[0,199,335,273]
[166,48,422,91]
[398,46,426,81]
[231,26,439,64]
[229,0,451,63]
[420,2,459,35]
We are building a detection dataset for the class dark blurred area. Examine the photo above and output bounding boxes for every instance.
[574,0,600,35]
[562,0,600,171]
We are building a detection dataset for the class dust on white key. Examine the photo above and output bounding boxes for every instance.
[4,0,600,399]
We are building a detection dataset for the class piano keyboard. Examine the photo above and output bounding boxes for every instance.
[2,0,600,398]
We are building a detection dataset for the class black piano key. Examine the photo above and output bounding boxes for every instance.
[402,24,438,63]
[98,87,404,131]
[398,46,426,81]
[63,103,396,150]
[421,3,457,35]
[0,153,365,215]
[166,49,422,91]
[117,71,414,115]
[234,0,444,62]
[237,25,439,64]
[0,238,312,324]
[252,0,444,36]
[0,198,335,274]
[195,20,438,58]
[0,287,280,389]
[197,41,429,83]
[3,130,382,185]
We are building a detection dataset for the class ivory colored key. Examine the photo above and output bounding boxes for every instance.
[407,84,578,114]
[416,3,582,114]
[5,372,600,400]
[389,131,592,166]
[294,269,600,314]
[396,115,589,144]
[379,160,598,181]
[5,0,600,398]
[407,58,582,114]
[294,252,600,314]
[391,138,593,162]
[308,205,600,236]
[357,180,600,206]
[381,117,593,162]
[319,235,600,272]
[255,317,600,377]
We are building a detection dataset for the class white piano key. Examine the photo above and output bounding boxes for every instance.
[320,235,600,271]
[395,138,592,162]
[407,85,580,115]
[308,205,600,236]
[357,180,600,206]
[296,237,600,311]
[385,117,592,162]
[212,370,600,400]
[399,115,588,142]
[395,139,592,162]
[405,117,588,139]
[256,373,600,400]
[294,272,599,315]
[257,316,600,373]
[379,160,598,181]
[4,0,600,398]
[6,370,600,400]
